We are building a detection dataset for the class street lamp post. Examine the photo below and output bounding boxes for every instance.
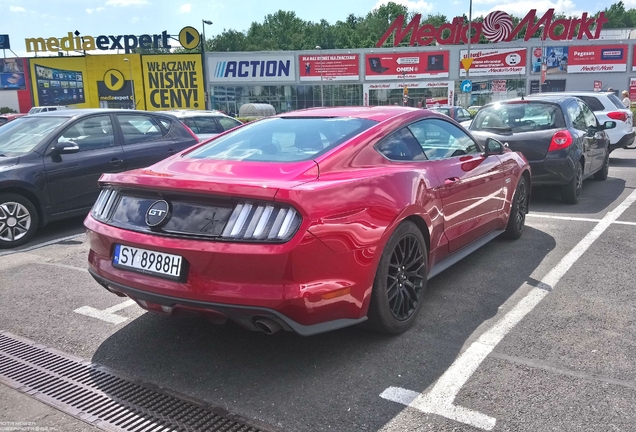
[123,58,135,110]
[316,45,324,107]
[202,19,213,110]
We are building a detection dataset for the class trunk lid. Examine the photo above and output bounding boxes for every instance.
[471,129,559,161]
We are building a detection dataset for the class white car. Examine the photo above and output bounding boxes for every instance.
[528,92,635,152]
[160,110,242,141]
[28,106,69,114]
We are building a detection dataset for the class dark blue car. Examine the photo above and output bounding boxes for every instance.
[469,96,615,204]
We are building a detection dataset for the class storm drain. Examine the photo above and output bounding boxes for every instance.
[0,331,275,432]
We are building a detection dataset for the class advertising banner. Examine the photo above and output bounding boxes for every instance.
[491,80,507,92]
[142,54,205,110]
[86,54,144,110]
[632,46,636,72]
[459,48,526,77]
[0,35,10,50]
[299,54,359,81]
[1,59,26,90]
[364,51,449,80]
[530,46,568,74]
[208,54,296,83]
[629,78,636,103]
[568,45,627,73]
[31,58,88,107]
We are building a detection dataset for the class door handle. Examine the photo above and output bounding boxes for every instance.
[445,177,460,185]
[109,158,123,167]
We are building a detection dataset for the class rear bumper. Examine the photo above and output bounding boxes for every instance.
[610,131,635,151]
[528,157,574,186]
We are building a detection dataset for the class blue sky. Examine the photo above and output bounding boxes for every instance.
[2,0,619,56]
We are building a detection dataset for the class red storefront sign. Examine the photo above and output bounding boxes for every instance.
[594,80,602,91]
[632,46,636,72]
[299,54,359,81]
[377,9,608,47]
[365,51,449,80]
[629,78,636,102]
[568,45,627,73]
[459,48,526,77]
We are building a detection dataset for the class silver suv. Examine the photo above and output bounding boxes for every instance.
[529,92,634,152]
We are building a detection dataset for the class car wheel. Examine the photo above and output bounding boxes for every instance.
[561,162,583,204]
[366,221,428,334]
[594,148,610,181]
[503,175,528,240]
[0,193,39,248]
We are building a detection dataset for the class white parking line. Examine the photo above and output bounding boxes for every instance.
[528,213,636,226]
[380,189,636,431]
[74,300,137,324]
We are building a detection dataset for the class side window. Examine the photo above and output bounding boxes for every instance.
[376,127,426,161]
[567,102,586,131]
[57,115,115,151]
[192,117,222,134]
[116,114,165,145]
[408,118,480,160]
[157,118,172,130]
[461,108,471,119]
[578,101,598,129]
[218,117,242,131]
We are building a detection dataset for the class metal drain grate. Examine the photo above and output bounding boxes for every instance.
[0,331,275,432]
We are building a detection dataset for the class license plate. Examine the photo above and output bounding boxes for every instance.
[113,244,183,280]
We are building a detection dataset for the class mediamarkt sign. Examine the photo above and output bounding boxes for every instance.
[377,9,608,47]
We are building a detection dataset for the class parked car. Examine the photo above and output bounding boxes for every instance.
[469,96,615,204]
[27,106,69,114]
[160,110,242,141]
[0,109,200,247]
[468,105,483,112]
[85,106,530,336]
[0,113,26,126]
[428,105,473,122]
[528,91,634,151]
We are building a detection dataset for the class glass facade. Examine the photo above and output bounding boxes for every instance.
[455,79,526,107]
[210,84,363,115]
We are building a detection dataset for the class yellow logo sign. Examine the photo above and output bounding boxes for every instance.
[179,27,200,50]
[461,57,474,72]
[103,69,125,92]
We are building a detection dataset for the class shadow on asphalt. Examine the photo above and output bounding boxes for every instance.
[529,177,626,215]
[91,226,555,432]
[609,155,636,167]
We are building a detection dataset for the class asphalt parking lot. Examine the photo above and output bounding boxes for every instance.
[1,148,636,432]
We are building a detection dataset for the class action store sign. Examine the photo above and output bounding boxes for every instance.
[299,54,359,81]
[459,48,526,77]
[208,54,296,83]
[568,45,627,73]
[365,52,449,80]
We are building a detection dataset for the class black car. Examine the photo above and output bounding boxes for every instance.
[0,109,200,247]
[469,97,615,204]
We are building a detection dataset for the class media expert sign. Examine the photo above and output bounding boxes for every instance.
[208,54,296,83]
[365,52,449,80]
[26,31,172,54]
[459,48,526,77]
[299,54,360,81]
[142,55,204,110]
[377,9,608,47]
[567,45,627,73]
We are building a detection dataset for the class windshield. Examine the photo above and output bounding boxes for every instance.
[0,116,67,156]
[186,117,378,162]
[471,102,564,133]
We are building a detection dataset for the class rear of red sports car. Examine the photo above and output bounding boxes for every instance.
[85,106,529,336]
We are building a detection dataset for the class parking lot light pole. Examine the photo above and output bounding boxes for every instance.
[123,58,135,110]
[202,20,213,110]
[316,45,324,107]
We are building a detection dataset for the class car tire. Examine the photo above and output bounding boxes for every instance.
[561,162,583,204]
[594,148,610,181]
[0,193,39,248]
[365,221,428,335]
[503,175,528,240]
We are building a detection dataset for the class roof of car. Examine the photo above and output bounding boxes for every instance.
[530,91,612,97]
[30,109,176,118]
[487,95,573,105]
[158,110,229,117]
[279,106,421,122]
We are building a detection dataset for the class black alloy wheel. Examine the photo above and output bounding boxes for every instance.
[594,148,610,181]
[562,162,583,204]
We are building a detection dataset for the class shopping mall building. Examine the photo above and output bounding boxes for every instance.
[2,9,636,114]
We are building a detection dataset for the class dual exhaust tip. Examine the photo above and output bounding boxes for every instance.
[253,317,282,335]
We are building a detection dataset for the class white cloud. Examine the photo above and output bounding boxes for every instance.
[105,0,149,6]
[179,3,192,13]
[374,0,434,13]
[86,7,106,13]
[474,0,581,17]
[10,6,26,12]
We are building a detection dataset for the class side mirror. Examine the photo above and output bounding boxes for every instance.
[603,120,616,130]
[53,140,80,154]
[484,137,505,156]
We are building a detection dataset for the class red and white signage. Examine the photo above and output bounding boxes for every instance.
[491,80,507,92]
[632,46,636,72]
[594,80,602,91]
[630,78,636,102]
[459,48,526,77]
[299,54,359,81]
[365,52,449,80]
[568,45,627,73]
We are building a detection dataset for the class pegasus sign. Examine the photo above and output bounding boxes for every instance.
[376,9,609,47]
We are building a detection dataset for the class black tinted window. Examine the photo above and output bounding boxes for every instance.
[186,117,377,162]
[183,117,222,134]
[472,102,564,133]
[59,115,115,151]
[576,96,605,111]
[376,127,426,161]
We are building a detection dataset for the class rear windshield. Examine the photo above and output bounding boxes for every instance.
[0,116,67,156]
[185,117,377,162]
[471,102,565,133]
[576,96,605,112]
[607,93,628,109]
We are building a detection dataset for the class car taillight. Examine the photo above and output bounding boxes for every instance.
[221,202,302,242]
[607,111,628,122]
[92,188,120,222]
[548,130,573,152]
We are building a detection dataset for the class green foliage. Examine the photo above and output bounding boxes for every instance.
[468,109,478,118]
[0,107,17,114]
[236,117,258,123]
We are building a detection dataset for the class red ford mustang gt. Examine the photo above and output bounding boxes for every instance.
[85,106,530,336]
